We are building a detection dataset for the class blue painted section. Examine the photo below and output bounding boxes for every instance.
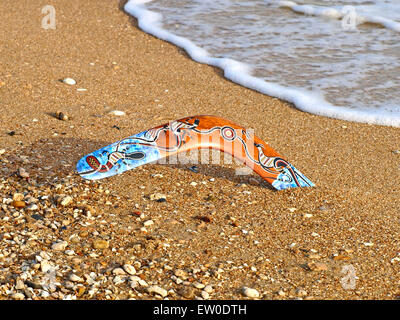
[76,130,161,180]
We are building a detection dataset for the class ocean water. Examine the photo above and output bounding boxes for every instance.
[125,0,400,127]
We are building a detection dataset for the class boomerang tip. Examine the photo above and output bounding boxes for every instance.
[271,164,315,190]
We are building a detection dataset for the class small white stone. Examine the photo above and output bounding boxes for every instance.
[190,182,198,186]
[123,264,136,275]
[241,286,259,298]
[304,213,313,218]
[147,285,168,298]
[0,149,5,155]
[62,78,76,85]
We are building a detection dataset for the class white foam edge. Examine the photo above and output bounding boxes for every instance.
[278,0,400,33]
[125,0,400,127]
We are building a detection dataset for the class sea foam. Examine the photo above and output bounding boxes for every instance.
[125,0,400,127]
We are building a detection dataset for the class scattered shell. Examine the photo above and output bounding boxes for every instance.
[108,110,126,116]
[62,78,76,85]
[123,264,136,276]
[143,220,154,227]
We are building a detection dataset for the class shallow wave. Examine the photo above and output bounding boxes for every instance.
[124,0,400,127]
[277,1,400,32]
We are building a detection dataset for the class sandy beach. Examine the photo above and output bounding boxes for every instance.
[0,0,399,300]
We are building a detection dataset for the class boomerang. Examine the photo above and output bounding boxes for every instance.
[76,115,314,190]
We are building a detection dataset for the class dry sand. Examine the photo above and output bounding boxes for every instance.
[0,0,399,300]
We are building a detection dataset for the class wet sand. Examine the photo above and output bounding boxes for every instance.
[0,0,399,300]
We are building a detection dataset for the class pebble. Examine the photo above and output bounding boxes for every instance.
[27,203,39,211]
[12,200,26,209]
[178,286,196,299]
[308,262,328,271]
[51,241,68,251]
[201,291,210,299]
[12,292,25,300]
[62,77,76,85]
[60,196,73,207]
[241,286,260,298]
[92,239,109,249]
[69,273,83,282]
[203,285,213,293]
[40,260,52,273]
[296,288,308,297]
[15,279,25,290]
[13,193,24,201]
[147,285,168,298]
[0,149,5,155]
[18,167,29,179]
[55,111,69,121]
[174,269,188,279]
[277,289,286,297]
[193,282,205,289]
[112,268,126,275]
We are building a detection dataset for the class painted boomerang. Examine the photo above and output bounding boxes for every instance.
[76,115,314,190]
